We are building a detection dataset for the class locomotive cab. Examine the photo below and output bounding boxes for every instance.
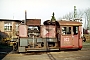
[58,20,82,50]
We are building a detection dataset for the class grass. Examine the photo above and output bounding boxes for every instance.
[83,45,90,48]
[83,42,90,48]
[86,40,90,43]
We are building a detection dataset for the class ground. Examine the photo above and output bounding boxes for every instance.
[0,42,90,60]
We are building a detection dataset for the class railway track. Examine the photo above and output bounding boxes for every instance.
[47,52,56,60]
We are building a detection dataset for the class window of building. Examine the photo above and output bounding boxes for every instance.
[4,21,12,31]
[62,27,71,35]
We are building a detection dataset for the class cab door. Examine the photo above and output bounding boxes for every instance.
[60,26,73,49]
[72,26,79,48]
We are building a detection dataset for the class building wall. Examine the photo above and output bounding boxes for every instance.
[12,22,17,38]
[0,20,21,39]
[0,21,4,32]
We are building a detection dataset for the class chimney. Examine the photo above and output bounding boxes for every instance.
[25,10,27,24]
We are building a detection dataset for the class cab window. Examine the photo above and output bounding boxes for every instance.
[62,27,71,35]
[73,26,78,35]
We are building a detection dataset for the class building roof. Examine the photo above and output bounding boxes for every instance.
[0,19,22,22]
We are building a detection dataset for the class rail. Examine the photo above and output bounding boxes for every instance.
[47,52,56,60]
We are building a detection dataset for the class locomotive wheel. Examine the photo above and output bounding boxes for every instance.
[13,43,18,51]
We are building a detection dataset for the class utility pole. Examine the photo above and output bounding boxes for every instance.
[13,13,14,19]
[74,6,77,19]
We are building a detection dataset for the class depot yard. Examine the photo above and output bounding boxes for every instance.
[0,42,90,60]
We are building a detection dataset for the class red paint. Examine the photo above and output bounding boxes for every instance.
[46,33,52,36]
[61,46,73,48]
[79,46,82,48]
[41,25,56,38]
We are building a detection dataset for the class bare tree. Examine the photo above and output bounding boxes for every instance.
[59,8,90,29]
[61,12,74,20]
[59,9,85,19]
[84,8,90,29]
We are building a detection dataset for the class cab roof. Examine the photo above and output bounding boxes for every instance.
[58,20,82,26]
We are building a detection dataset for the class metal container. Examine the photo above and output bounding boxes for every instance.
[40,25,56,38]
[20,38,28,46]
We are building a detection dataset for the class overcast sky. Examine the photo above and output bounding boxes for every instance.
[0,0,90,24]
